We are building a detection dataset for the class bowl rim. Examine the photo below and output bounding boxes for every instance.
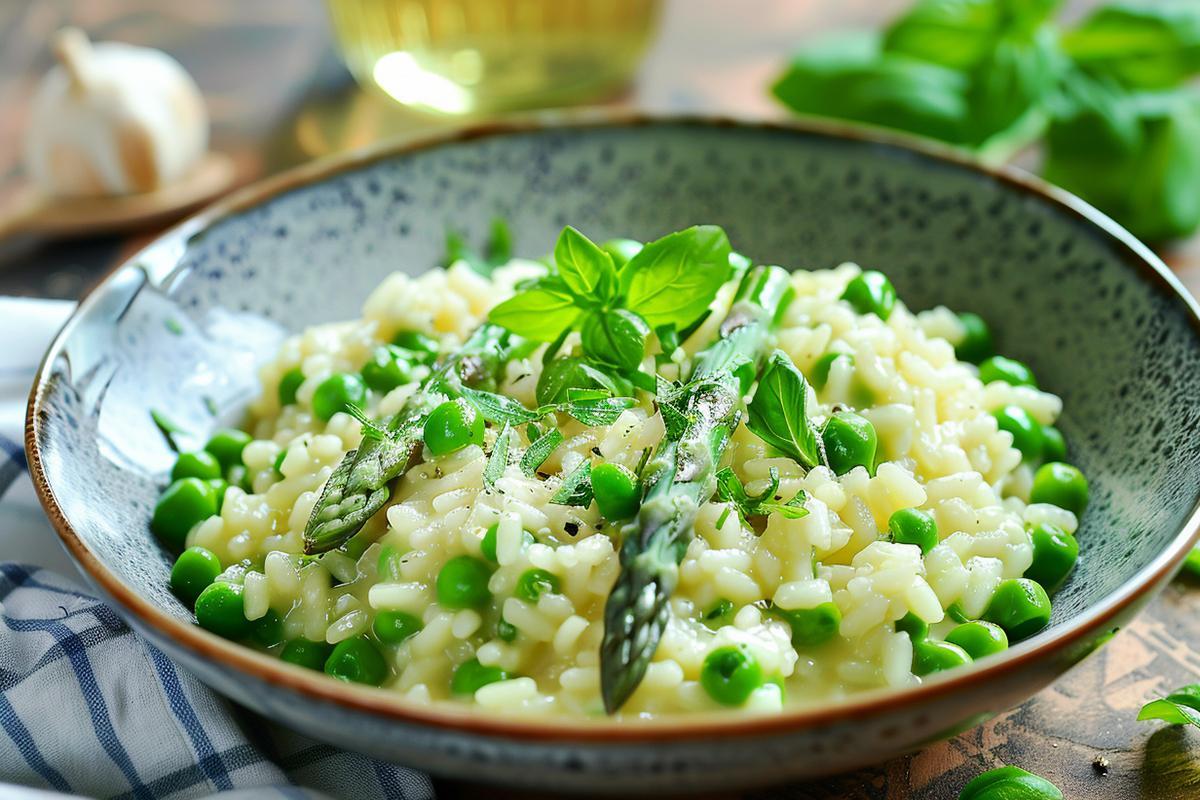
[25,110,1200,743]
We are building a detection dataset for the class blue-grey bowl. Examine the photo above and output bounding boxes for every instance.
[26,114,1200,793]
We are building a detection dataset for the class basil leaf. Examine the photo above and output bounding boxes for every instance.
[659,401,691,441]
[883,0,1059,68]
[964,29,1063,147]
[520,428,563,476]
[747,350,820,468]
[1139,684,1200,728]
[460,387,543,425]
[959,766,1063,800]
[484,424,512,489]
[1045,84,1200,241]
[562,396,638,427]
[1062,3,1200,90]
[772,33,970,145]
[550,460,593,507]
[581,309,650,371]
[555,226,617,301]
[488,287,580,341]
[536,357,629,406]
[621,225,734,328]
[882,0,1004,70]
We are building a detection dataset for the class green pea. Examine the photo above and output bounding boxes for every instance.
[993,405,1043,462]
[912,639,972,676]
[451,658,509,695]
[423,399,484,456]
[171,451,223,482]
[311,373,368,422]
[479,523,534,563]
[1024,522,1079,592]
[945,621,1009,659]
[1030,462,1089,516]
[152,478,219,550]
[436,556,493,609]
[895,612,928,640]
[822,411,878,476]
[983,578,1052,642]
[204,428,252,470]
[324,636,388,685]
[776,601,842,647]
[372,610,423,644]
[280,638,333,671]
[194,581,251,640]
[978,356,1037,388]
[955,312,993,365]
[702,598,735,629]
[590,462,640,521]
[811,352,852,392]
[278,367,305,407]
[514,569,560,603]
[700,645,765,706]
[251,609,285,649]
[207,479,229,513]
[496,619,518,642]
[602,238,643,268]
[170,546,222,606]
[959,766,1063,800]
[888,507,939,555]
[840,270,896,320]
[361,345,415,392]
[390,330,439,363]
[1041,425,1067,464]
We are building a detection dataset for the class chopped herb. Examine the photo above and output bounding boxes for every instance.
[150,409,189,452]
[520,428,564,476]
[164,318,184,335]
[716,466,809,526]
[551,460,593,507]
[445,217,513,277]
[561,396,638,427]
[484,424,512,490]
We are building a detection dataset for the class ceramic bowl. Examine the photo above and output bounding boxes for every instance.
[26,115,1200,793]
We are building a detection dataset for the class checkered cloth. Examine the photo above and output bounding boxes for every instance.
[0,298,435,800]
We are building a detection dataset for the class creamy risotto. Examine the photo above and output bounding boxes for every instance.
[152,224,1090,718]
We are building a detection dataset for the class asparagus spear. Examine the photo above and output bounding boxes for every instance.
[303,323,514,554]
[599,265,794,713]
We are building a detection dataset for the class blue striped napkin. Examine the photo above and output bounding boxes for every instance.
[0,298,434,800]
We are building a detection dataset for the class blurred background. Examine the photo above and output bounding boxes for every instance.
[4,0,1196,305]
[3,2,1200,798]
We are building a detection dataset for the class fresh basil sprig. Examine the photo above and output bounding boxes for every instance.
[746,351,821,468]
[1138,683,1200,729]
[488,224,734,364]
[715,466,808,526]
[771,0,1200,241]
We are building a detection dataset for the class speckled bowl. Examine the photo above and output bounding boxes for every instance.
[26,114,1200,793]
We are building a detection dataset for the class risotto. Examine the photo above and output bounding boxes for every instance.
[152,224,1090,718]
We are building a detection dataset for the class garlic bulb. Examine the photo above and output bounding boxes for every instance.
[23,28,209,197]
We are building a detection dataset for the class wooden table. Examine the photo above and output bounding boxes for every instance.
[3,2,1200,798]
